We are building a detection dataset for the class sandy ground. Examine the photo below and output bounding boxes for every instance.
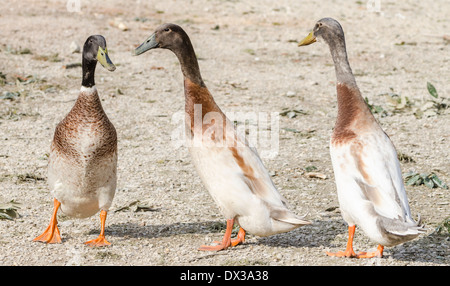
[0,0,449,266]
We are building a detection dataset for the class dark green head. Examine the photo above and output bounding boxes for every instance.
[81,35,115,88]
[83,35,115,71]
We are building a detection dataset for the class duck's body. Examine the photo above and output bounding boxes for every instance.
[34,35,117,247]
[299,18,424,258]
[185,79,306,237]
[330,83,421,248]
[135,23,310,250]
[49,85,117,219]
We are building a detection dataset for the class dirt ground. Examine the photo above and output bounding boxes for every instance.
[0,0,448,266]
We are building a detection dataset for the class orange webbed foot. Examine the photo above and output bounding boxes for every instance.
[84,210,111,247]
[33,224,62,244]
[33,198,62,244]
[198,242,230,251]
[84,235,111,247]
[356,245,384,258]
[198,219,236,252]
[231,228,245,247]
[210,227,246,247]
[326,225,357,258]
[326,249,357,258]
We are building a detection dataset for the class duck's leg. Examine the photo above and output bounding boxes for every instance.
[33,198,62,244]
[231,228,246,247]
[210,226,245,247]
[198,219,234,251]
[357,245,384,258]
[84,210,111,247]
[326,225,357,258]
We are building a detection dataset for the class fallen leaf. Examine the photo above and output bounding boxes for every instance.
[305,166,318,172]
[430,173,448,189]
[305,172,327,180]
[427,82,438,98]
[63,63,82,69]
[0,200,21,220]
[114,200,159,213]
[280,109,307,117]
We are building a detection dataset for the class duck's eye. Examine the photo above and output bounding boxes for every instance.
[164,28,170,32]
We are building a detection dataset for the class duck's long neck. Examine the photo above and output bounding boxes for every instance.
[325,34,373,133]
[81,57,97,88]
[172,39,224,133]
[327,35,357,87]
[172,39,205,88]
[78,57,104,116]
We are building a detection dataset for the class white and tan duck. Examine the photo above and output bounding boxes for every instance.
[34,35,117,247]
[298,18,425,258]
[134,23,311,251]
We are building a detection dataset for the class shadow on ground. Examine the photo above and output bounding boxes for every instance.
[94,217,448,265]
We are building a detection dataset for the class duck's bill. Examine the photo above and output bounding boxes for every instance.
[134,33,159,56]
[97,47,116,71]
[298,31,317,46]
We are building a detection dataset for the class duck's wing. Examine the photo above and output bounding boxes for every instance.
[225,123,309,225]
[225,123,283,203]
[346,131,413,223]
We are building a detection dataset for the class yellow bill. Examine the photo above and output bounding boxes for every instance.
[298,31,317,46]
[97,46,116,71]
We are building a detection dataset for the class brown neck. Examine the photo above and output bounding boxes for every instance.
[324,32,372,131]
[184,78,223,129]
[335,84,362,129]
[321,24,377,143]
[169,31,226,135]
[332,83,375,143]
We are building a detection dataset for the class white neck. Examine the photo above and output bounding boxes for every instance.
[80,85,97,93]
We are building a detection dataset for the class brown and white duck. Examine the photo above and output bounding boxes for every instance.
[134,23,310,251]
[298,18,425,258]
[33,35,117,247]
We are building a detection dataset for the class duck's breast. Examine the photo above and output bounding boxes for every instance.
[48,90,117,218]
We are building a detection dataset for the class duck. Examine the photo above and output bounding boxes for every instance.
[33,35,117,247]
[298,18,425,258]
[133,23,311,251]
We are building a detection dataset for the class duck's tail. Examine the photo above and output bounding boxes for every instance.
[380,214,426,245]
[271,208,312,227]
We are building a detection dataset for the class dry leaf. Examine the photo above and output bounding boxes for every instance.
[0,200,21,220]
[305,172,327,180]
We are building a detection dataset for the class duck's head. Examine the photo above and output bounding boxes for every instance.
[298,18,345,47]
[133,23,189,55]
[83,35,116,71]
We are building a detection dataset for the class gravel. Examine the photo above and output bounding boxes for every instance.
[0,0,448,266]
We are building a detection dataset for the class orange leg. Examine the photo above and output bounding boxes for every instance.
[198,219,235,251]
[212,227,246,246]
[231,227,246,247]
[326,225,357,258]
[33,198,62,244]
[357,245,384,258]
[84,210,111,247]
